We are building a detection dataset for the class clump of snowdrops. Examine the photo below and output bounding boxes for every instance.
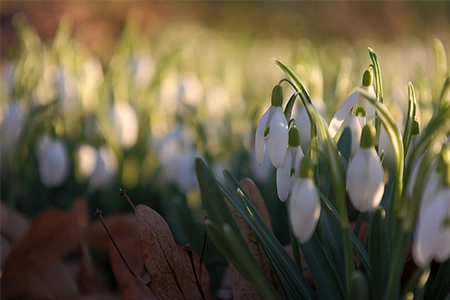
[195,48,450,299]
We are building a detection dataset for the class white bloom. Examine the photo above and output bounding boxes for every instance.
[37,137,70,188]
[250,140,273,183]
[289,177,320,243]
[255,85,288,168]
[276,127,304,202]
[77,144,98,179]
[413,187,450,266]
[131,53,155,89]
[111,102,139,149]
[91,146,118,190]
[329,70,376,156]
[346,125,384,212]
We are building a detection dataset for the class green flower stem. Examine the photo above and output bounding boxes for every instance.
[286,203,303,270]
[274,58,355,294]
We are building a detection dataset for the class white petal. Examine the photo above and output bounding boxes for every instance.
[295,106,311,149]
[328,91,359,137]
[268,107,288,168]
[341,114,363,157]
[255,108,271,165]
[276,148,292,202]
[38,140,70,188]
[435,188,450,262]
[413,193,448,266]
[347,148,384,212]
[289,179,321,243]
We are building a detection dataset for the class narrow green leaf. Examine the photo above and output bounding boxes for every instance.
[222,171,315,299]
[284,93,298,121]
[369,207,390,299]
[430,259,450,300]
[300,233,346,299]
[403,82,417,155]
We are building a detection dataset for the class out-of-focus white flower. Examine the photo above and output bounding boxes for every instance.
[255,85,288,168]
[131,53,155,89]
[413,187,450,266]
[1,102,25,155]
[289,156,320,243]
[54,67,77,111]
[346,124,384,212]
[80,57,104,113]
[77,144,98,179]
[111,102,139,149]
[91,146,118,190]
[329,70,376,156]
[37,136,70,188]
[179,73,204,106]
[158,126,199,193]
[413,143,450,266]
[276,127,304,202]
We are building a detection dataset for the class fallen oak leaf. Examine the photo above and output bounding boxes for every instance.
[0,201,30,242]
[0,206,84,299]
[135,204,204,300]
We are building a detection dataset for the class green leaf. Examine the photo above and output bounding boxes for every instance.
[403,82,417,155]
[369,207,390,299]
[300,232,346,300]
[204,220,282,300]
[222,170,316,299]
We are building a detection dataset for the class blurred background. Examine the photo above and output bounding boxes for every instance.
[1,1,449,288]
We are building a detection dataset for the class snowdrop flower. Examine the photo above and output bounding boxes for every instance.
[329,70,376,156]
[111,102,139,149]
[90,146,118,190]
[255,85,289,168]
[276,126,304,202]
[76,144,98,179]
[250,140,273,183]
[131,53,155,89]
[346,124,385,212]
[289,156,321,243]
[36,135,70,188]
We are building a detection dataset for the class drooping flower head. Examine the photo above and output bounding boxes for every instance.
[413,143,450,266]
[276,126,304,202]
[346,124,385,212]
[255,85,289,168]
[289,156,321,243]
[329,69,376,157]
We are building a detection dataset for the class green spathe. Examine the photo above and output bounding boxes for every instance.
[360,124,377,148]
[271,85,283,107]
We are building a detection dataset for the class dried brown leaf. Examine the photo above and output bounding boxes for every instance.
[0,206,84,299]
[109,232,158,300]
[226,178,282,299]
[78,241,108,295]
[135,204,202,300]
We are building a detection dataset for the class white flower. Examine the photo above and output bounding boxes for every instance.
[329,70,376,156]
[37,137,70,188]
[412,187,450,266]
[250,140,273,183]
[276,127,304,202]
[255,85,288,168]
[111,102,139,149]
[77,144,98,179]
[91,146,118,190]
[346,125,384,212]
[289,156,320,243]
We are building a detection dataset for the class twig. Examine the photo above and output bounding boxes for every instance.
[184,245,206,300]
[95,208,147,286]
[119,188,136,211]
